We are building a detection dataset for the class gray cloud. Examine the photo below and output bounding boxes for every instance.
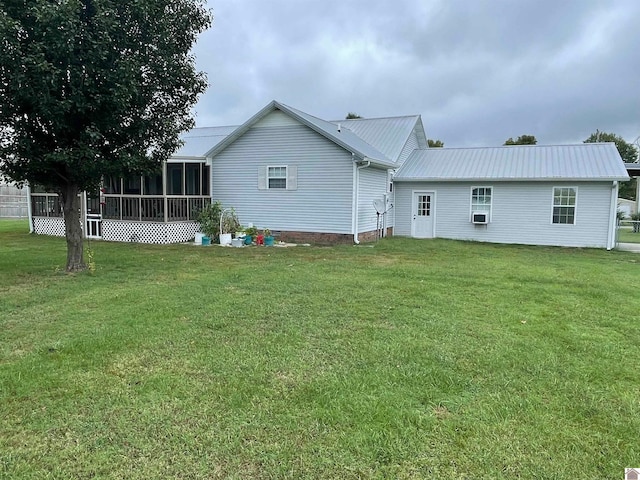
[192,0,640,147]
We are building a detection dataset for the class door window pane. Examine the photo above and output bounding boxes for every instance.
[418,195,430,216]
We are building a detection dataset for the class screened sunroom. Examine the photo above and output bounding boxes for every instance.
[29,160,211,244]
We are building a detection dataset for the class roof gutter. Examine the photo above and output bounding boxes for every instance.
[352,157,371,244]
[393,177,631,183]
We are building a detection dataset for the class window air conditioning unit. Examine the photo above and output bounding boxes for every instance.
[472,212,489,224]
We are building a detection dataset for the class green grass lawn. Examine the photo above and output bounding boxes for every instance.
[1,219,639,479]
[618,227,640,243]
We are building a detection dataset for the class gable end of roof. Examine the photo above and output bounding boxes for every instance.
[204,101,395,167]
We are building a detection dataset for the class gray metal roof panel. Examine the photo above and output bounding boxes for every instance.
[394,143,630,181]
[280,103,394,166]
[332,116,423,162]
[625,162,640,176]
[173,126,237,158]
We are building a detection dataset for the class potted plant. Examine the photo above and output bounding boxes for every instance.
[263,228,275,246]
[219,208,240,245]
[243,225,258,245]
[196,201,222,245]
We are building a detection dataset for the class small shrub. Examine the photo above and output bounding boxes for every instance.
[197,202,241,240]
[196,201,223,240]
[221,208,241,235]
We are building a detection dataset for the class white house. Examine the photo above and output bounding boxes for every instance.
[27,101,631,249]
[28,101,425,244]
[392,144,629,250]
[198,101,425,243]
[617,198,636,218]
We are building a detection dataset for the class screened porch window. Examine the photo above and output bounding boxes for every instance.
[104,176,122,194]
[186,163,201,195]
[144,172,163,195]
[166,163,209,195]
[167,164,183,195]
[123,176,141,195]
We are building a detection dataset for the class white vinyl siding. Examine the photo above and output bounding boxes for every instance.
[397,129,420,167]
[394,181,612,248]
[253,110,300,128]
[358,167,389,233]
[211,116,354,233]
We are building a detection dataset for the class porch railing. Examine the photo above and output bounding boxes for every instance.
[102,195,210,222]
[30,193,63,217]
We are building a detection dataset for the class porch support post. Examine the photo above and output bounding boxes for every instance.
[163,162,168,223]
[81,191,87,239]
[27,184,33,233]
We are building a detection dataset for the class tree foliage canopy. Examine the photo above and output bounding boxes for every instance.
[583,130,638,163]
[0,0,211,191]
[504,135,537,145]
[345,112,362,119]
[0,0,211,270]
[427,139,444,148]
[584,130,639,201]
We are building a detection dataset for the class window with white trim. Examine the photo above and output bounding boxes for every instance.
[258,165,297,190]
[471,186,492,218]
[268,166,287,189]
[552,187,577,224]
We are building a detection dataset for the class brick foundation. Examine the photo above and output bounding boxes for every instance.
[274,229,380,245]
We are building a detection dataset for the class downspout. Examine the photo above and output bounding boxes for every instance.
[26,184,33,233]
[607,180,618,250]
[352,157,371,244]
[636,176,640,215]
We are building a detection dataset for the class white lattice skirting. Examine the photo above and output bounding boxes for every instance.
[32,217,199,244]
[33,217,66,237]
[102,220,199,244]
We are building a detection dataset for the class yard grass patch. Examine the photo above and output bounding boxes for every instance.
[618,227,640,244]
[1,219,639,479]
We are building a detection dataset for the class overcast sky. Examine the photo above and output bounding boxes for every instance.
[191,0,640,148]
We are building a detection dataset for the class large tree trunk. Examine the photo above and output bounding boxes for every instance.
[61,183,86,272]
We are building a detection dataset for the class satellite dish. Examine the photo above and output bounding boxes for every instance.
[373,199,386,214]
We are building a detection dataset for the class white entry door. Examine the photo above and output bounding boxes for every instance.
[411,192,434,238]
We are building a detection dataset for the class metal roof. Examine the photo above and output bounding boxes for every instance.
[205,101,396,167]
[332,116,425,162]
[173,102,426,168]
[277,103,395,166]
[625,162,640,176]
[394,143,630,182]
[173,126,237,158]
